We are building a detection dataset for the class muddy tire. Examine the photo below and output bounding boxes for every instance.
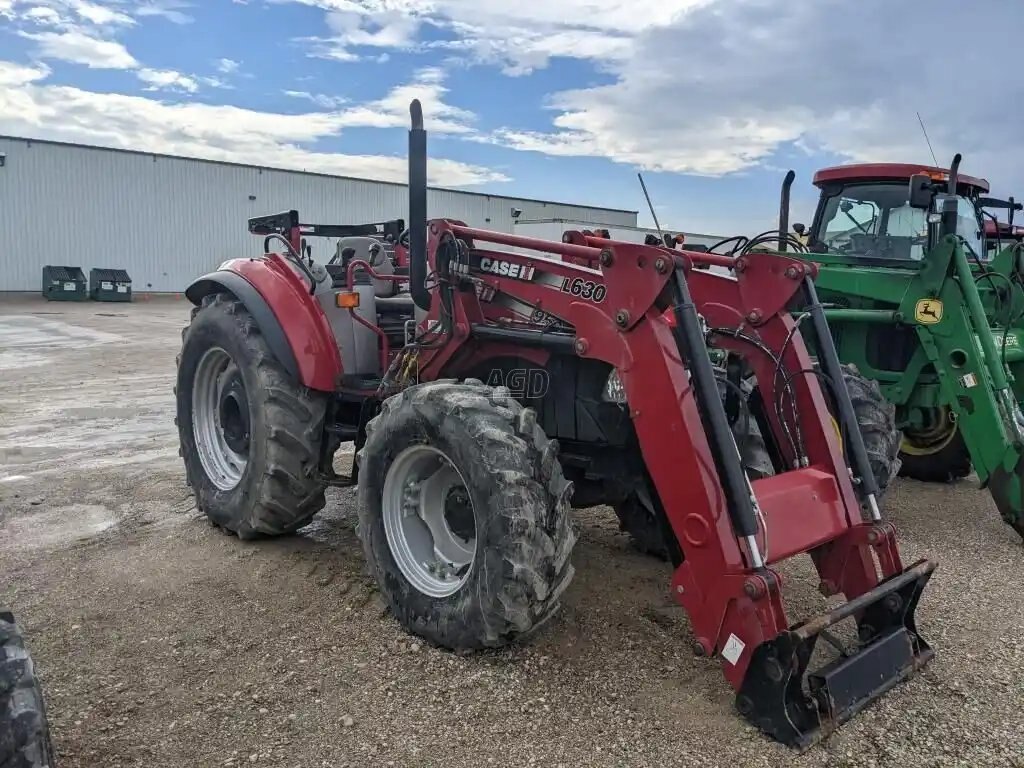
[357,380,576,650]
[0,612,55,768]
[176,293,329,539]
[899,428,971,483]
[614,395,773,560]
[614,492,671,560]
[840,364,901,497]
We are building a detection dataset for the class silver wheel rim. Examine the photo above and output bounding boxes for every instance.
[192,347,248,491]
[382,445,476,598]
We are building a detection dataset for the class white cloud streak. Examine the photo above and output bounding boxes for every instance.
[0,60,507,186]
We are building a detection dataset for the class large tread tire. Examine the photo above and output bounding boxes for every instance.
[0,612,54,768]
[357,380,576,650]
[614,397,773,560]
[840,364,901,498]
[176,293,329,539]
[613,492,670,560]
[898,428,972,483]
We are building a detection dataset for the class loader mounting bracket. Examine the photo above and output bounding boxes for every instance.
[736,559,935,748]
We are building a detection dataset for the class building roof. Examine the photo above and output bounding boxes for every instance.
[0,134,638,215]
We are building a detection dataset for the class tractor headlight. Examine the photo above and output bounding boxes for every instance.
[602,369,626,403]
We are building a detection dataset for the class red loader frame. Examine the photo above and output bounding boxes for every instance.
[402,216,933,746]
[391,100,934,746]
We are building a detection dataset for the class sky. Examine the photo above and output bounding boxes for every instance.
[1,0,1023,235]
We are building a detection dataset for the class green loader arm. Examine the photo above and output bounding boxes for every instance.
[814,236,1024,537]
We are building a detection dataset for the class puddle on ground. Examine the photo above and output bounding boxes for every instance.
[0,316,122,371]
[3,504,117,550]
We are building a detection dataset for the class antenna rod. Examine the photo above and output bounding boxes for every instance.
[637,172,665,241]
[916,111,939,167]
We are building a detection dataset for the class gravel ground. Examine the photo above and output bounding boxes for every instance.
[1,295,1023,768]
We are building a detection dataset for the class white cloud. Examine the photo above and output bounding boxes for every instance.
[20,29,139,68]
[308,8,420,61]
[215,57,239,74]
[282,0,704,74]
[0,59,507,187]
[480,0,1024,189]
[135,2,194,24]
[12,2,212,93]
[0,60,50,86]
[199,75,232,89]
[284,90,347,109]
[137,67,198,92]
[22,6,65,25]
[284,68,476,133]
[69,0,134,25]
[5,0,135,25]
[330,67,476,135]
[273,0,1024,196]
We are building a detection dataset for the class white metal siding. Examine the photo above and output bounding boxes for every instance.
[0,138,636,293]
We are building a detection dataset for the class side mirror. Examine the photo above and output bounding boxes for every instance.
[908,174,934,209]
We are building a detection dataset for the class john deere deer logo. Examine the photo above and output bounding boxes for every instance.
[915,298,943,325]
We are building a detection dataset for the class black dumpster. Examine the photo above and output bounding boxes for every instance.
[42,266,88,301]
[89,268,133,302]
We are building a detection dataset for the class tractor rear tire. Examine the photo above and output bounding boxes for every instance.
[0,611,55,768]
[899,428,972,483]
[176,293,329,539]
[840,364,901,498]
[357,380,576,650]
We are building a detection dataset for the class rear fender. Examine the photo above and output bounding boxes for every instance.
[185,255,342,392]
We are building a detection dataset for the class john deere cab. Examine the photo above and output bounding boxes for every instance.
[788,155,1024,538]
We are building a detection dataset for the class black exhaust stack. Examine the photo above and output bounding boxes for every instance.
[778,170,795,252]
[940,153,962,239]
[408,99,431,311]
[947,152,961,195]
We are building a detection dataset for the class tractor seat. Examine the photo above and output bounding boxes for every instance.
[376,295,415,314]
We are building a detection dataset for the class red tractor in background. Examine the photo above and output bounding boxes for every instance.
[176,100,934,747]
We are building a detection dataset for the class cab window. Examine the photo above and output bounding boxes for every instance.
[817,183,927,260]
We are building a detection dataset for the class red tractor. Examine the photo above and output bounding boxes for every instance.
[176,100,934,747]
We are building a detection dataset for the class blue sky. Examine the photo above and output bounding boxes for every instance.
[1,0,1022,234]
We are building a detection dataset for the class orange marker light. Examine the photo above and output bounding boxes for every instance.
[336,292,360,308]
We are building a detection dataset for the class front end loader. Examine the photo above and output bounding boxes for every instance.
[175,99,935,747]
[780,157,1024,538]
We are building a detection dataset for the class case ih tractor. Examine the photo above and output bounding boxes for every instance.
[176,100,934,746]
[777,157,1024,537]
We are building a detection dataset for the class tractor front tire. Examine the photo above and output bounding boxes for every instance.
[0,612,54,768]
[358,380,576,650]
[840,364,901,498]
[176,293,329,539]
[899,428,972,483]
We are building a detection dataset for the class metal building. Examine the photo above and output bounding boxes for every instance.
[0,136,637,293]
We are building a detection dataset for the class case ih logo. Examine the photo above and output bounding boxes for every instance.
[478,257,535,281]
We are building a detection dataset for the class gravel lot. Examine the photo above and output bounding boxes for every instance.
[1,295,1023,768]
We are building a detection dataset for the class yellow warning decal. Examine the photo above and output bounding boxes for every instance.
[915,298,943,325]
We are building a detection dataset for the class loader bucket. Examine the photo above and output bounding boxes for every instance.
[736,560,935,748]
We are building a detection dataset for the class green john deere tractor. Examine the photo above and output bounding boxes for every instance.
[779,155,1024,539]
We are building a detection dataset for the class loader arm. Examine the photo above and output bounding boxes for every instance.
[811,236,1024,535]
[407,220,934,747]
